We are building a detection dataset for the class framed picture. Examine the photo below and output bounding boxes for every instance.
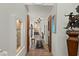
[52,15,56,33]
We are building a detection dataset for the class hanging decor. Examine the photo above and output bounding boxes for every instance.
[52,15,56,33]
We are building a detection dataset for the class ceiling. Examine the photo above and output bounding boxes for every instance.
[25,4,54,18]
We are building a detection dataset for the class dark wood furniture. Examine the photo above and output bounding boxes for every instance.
[36,40,44,49]
[67,31,79,56]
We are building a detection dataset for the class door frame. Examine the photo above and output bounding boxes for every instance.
[48,15,52,53]
[26,15,30,53]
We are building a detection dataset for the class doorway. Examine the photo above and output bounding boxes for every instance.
[26,17,52,56]
[26,5,53,56]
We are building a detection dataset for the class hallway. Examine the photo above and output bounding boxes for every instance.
[0,3,79,56]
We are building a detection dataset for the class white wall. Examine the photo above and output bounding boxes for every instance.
[0,4,27,56]
[44,19,48,44]
[0,9,10,55]
[47,3,79,56]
